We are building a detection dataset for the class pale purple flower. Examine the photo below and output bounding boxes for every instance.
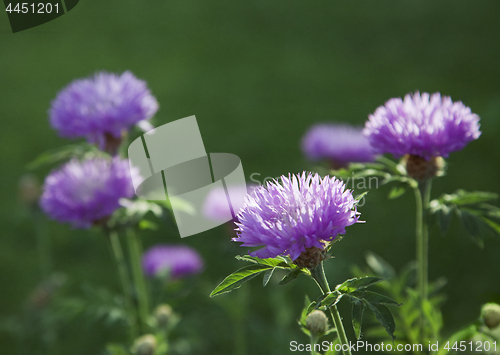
[142,245,204,279]
[49,71,159,148]
[40,157,136,228]
[233,172,361,261]
[364,92,481,160]
[302,124,375,166]
[202,185,250,222]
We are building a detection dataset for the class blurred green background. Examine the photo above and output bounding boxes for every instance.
[1,0,500,354]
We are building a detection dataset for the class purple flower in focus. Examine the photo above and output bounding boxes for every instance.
[302,124,375,167]
[40,157,136,228]
[233,172,361,261]
[49,71,159,148]
[364,92,481,160]
[202,185,250,222]
[142,245,204,279]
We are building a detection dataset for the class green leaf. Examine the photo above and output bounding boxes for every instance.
[459,209,482,238]
[210,264,272,297]
[441,190,498,206]
[480,216,500,236]
[262,268,275,287]
[279,268,303,285]
[349,290,400,306]
[365,301,396,340]
[26,143,103,171]
[388,186,406,199]
[336,277,383,294]
[351,298,365,340]
[436,204,453,235]
[235,255,293,269]
[354,191,368,205]
[365,252,396,279]
[320,292,344,309]
[306,301,318,315]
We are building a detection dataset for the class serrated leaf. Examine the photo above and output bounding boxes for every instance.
[365,301,396,340]
[336,277,383,293]
[388,186,406,199]
[235,255,292,269]
[349,291,400,306]
[279,268,303,285]
[210,264,272,297]
[365,252,396,279]
[262,268,275,287]
[352,298,365,340]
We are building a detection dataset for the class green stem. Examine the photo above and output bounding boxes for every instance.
[126,228,150,332]
[413,179,432,346]
[309,334,319,355]
[310,262,352,355]
[414,180,432,302]
[108,229,137,341]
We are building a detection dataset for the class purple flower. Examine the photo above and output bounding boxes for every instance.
[364,92,481,160]
[40,157,136,228]
[142,245,204,279]
[232,172,361,261]
[202,185,250,222]
[49,71,159,148]
[302,124,375,167]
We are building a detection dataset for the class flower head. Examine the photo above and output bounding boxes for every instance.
[40,157,135,228]
[232,172,360,261]
[364,92,481,160]
[142,245,204,279]
[49,71,159,148]
[302,124,375,167]
[202,185,249,222]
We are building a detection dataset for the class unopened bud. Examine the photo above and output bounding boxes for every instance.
[482,303,500,329]
[132,334,156,355]
[306,310,328,336]
[294,246,328,269]
[403,154,445,181]
[154,304,173,328]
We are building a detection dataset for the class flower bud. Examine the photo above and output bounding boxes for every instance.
[482,303,500,329]
[403,154,444,181]
[306,310,328,336]
[132,334,156,355]
[154,304,173,328]
[294,246,328,270]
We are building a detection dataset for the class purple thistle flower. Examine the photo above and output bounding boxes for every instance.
[302,124,375,167]
[364,92,481,160]
[202,185,250,222]
[49,71,159,148]
[142,245,204,279]
[40,157,136,228]
[232,172,361,261]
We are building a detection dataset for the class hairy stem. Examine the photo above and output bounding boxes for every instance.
[310,262,352,355]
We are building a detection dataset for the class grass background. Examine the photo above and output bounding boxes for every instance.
[1,0,500,354]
